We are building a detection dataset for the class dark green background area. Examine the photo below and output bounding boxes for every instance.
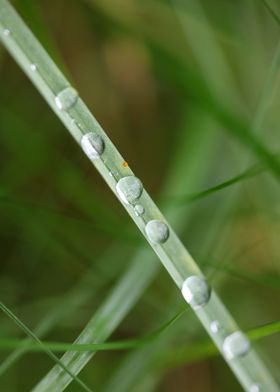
[0,0,280,390]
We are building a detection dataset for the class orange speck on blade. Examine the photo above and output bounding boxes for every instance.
[122,161,129,168]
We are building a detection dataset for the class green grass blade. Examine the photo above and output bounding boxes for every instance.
[32,247,159,392]
[0,244,124,377]
[31,110,216,391]
[1,317,279,355]
[0,309,186,353]
[0,302,93,392]
[167,163,264,204]
[159,320,280,369]
[0,2,279,392]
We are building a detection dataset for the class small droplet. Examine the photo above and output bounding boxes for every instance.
[181,276,211,309]
[134,204,145,216]
[250,384,261,392]
[3,29,10,36]
[109,171,113,177]
[223,331,250,360]
[116,176,143,204]
[210,320,221,334]
[55,87,78,110]
[145,220,169,244]
[81,132,104,160]
[30,63,37,71]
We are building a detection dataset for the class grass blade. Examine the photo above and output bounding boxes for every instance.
[166,162,264,204]
[0,316,279,355]
[32,110,216,391]
[0,1,279,391]
[0,302,93,392]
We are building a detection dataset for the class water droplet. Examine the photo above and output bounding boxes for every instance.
[109,171,113,177]
[30,63,37,71]
[250,384,261,392]
[134,204,145,216]
[81,132,104,160]
[3,29,10,36]
[223,331,250,360]
[210,320,221,334]
[181,276,211,309]
[116,176,143,204]
[55,87,78,110]
[145,220,169,244]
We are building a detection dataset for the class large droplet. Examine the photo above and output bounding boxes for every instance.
[145,220,169,244]
[55,87,78,111]
[116,176,143,204]
[181,276,211,309]
[223,331,250,360]
[81,132,104,160]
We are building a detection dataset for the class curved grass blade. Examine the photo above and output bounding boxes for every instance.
[0,318,279,357]
[159,320,280,369]
[0,302,93,392]
[32,247,159,392]
[0,2,279,391]
[0,244,125,377]
[166,163,264,205]
[0,308,187,353]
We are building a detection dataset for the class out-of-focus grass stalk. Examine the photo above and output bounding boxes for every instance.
[0,302,93,392]
[0,318,279,354]
[0,244,124,377]
[0,1,279,391]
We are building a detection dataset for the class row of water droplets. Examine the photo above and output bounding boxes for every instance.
[55,86,260,392]
[0,27,261,392]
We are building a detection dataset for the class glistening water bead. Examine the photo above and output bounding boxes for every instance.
[81,133,104,160]
[210,320,222,334]
[250,384,261,392]
[223,331,250,360]
[145,220,169,244]
[116,176,143,205]
[134,204,145,216]
[55,87,78,111]
[181,276,211,309]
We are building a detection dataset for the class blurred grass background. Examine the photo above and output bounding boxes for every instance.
[1,0,280,390]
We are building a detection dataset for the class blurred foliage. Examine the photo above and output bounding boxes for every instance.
[0,0,280,391]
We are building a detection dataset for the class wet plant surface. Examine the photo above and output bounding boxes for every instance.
[0,0,280,391]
